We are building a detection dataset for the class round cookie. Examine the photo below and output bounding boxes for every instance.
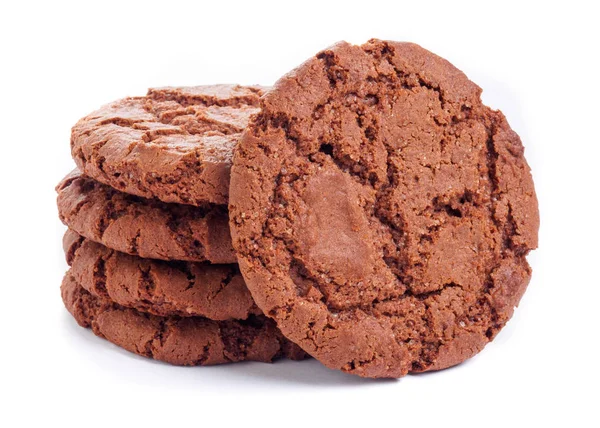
[64,229,260,320]
[57,169,235,263]
[71,85,265,206]
[61,273,307,365]
[229,40,539,378]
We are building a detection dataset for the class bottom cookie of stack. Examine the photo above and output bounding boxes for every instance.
[62,273,307,365]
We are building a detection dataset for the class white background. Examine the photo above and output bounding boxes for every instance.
[1,1,598,426]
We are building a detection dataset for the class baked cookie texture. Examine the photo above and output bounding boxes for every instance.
[71,85,265,206]
[61,273,307,365]
[57,169,235,263]
[229,40,539,378]
[63,229,259,320]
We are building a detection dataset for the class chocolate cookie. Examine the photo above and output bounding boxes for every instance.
[229,40,539,378]
[71,85,265,206]
[61,273,307,365]
[57,169,235,263]
[64,229,259,320]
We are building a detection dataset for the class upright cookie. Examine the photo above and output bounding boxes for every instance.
[229,40,539,378]
[57,170,235,263]
[71,85,265,206]
[64,230,259,320]
[61,274,307,365]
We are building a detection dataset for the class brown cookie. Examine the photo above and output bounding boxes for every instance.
[64,229,260,320]
[229,40,539,378]
[57,169,235,263]
[71,85,265,206]
[61,273,307,365]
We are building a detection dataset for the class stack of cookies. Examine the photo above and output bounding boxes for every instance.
[58,39,539,378]
[57,85,307,366]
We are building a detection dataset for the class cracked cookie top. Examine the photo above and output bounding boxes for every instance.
[229,40,539,378]
[71,85,265,206]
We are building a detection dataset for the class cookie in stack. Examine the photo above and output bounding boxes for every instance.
[57,85,307,365]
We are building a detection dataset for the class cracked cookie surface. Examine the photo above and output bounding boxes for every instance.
[71,85,265,206]
[61,273,308,365]
[229,40,539,378]
[57,169,235,263]
[63,229,260,320]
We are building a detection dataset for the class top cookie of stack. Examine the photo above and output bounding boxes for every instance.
[71,85,264,206]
